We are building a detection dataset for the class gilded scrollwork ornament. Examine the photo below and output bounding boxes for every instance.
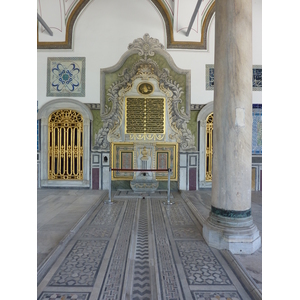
[95,34,195,151]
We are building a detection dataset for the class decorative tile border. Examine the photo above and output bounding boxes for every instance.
[206,64,262,91]
[253,65,262,91]
[85,103,204,111]
[205,64,215,90]
[151,199,182,299]
[38,292,90,300]
[132,200,151,299]
[47,57,86,97]
[99,200,138,299]
[252,105,262,154]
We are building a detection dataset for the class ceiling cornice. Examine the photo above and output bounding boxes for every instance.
[37,0,215,50]
[37,0,90,49]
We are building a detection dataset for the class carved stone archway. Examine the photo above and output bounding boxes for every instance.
[37,98,93,188]
[197,101,214,188]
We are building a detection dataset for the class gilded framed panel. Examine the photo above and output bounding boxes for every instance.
[155,143,178,181]
[111,143,134,180]
[125,97,165,134]
[47,57,86,97]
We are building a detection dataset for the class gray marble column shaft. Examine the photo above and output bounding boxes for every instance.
[212,0,252,212]
[203,0,261,254]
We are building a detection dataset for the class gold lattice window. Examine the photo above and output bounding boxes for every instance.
[205,113,213,181]
[48,109,83,180]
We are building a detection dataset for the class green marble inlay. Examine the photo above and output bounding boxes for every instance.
[211,206,251,218]
[111,181,178,191]
[91,109,103,147]
[111,180,131,191]
[158,181,178,191]
[105,54,140,111]
[187,110,199,147]
[151,54,187,111]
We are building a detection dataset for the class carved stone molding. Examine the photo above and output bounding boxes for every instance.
[85,103,101,110]
[95,34,194,151]
[85,103,204,111]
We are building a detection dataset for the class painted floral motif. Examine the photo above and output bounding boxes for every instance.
[47,57,85,97]
[51,63,80,92]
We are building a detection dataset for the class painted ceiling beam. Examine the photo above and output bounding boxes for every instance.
[186,0,203,36]
[37,13,53,36]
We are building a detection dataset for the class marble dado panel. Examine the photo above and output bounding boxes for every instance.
[90,152,110,190]
[179,152,199,191]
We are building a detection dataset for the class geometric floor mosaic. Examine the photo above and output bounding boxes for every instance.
[37,193,253,300]
[192,291,242,300]
[38,293,90,300]
[176,240,232,285]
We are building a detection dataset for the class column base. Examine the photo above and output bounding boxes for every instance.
[203,212,261,254]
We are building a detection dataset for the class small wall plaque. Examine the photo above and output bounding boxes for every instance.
[137,82,154,95]
[47,57,86,97]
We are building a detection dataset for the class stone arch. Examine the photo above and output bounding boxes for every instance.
[37,98,93,187]
[37,0,91,49]
[197,101,214,188]
[150,0,215,49]
[37,0,215,50]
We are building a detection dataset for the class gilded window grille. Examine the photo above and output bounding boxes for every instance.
[205,113,213,181]
[48,109,83,180]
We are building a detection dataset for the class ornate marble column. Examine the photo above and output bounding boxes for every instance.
[202,0,261,254]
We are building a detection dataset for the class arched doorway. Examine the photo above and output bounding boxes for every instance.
[197,101,213,188]
[37,99,93,188]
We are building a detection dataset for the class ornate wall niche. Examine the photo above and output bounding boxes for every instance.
[95,33,195,152]
[37,98,93,188]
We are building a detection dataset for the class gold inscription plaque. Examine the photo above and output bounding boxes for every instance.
[126,98,165,134]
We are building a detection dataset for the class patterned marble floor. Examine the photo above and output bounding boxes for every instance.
[37,192,258,300]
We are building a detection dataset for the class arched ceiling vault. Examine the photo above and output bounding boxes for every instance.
[37,0,215,50]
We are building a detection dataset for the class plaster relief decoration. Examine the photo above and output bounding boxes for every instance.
[95,33,195,151]
[47,57,85,97]
[206,64,262,91]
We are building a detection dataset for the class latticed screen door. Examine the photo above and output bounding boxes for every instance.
[48,109,83,180]
[205,113,213,181]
